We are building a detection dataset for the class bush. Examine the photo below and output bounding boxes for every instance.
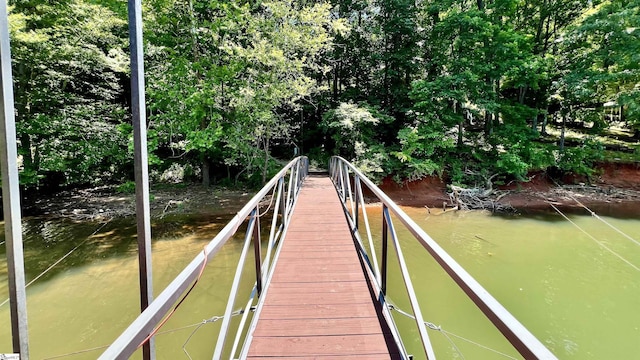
[116,181,136,194]
[557,137,604,179]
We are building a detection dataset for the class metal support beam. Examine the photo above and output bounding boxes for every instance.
[381,206,388,296]
[128,0,154,359]
[253,209,263,296]
[0,1,29,358]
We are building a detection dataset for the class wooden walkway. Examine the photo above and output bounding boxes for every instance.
[246,175,400,359]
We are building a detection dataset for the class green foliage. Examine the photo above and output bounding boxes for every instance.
[557,0,640,128]
[8,0,637,194]
[9,0,130,189]
[116,181,136,194]
[391,121,454,181]
[557,137,605,178]
[322,102,397,181]
[146,0,340,184]
[322,102,383,156]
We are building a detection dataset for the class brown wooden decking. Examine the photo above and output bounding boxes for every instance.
[247,175,400,359]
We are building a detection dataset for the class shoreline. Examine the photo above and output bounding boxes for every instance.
[22,162,640,220]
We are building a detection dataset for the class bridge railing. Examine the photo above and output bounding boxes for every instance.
[329,156,557,360]
[99,156,308,360]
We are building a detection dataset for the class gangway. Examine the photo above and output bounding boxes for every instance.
[95,156,556,359]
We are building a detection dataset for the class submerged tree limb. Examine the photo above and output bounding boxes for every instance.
[448,185,515,212]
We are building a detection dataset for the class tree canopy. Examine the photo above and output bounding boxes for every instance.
[6,0,640,191]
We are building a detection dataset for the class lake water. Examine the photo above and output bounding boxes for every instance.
[1,204,639,359]
[365,206,640,359]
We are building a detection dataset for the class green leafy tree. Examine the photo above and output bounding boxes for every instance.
[557,0,640,131]
[9,0,130,190]
[146,0,341,185]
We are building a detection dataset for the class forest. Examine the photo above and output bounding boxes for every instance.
[6,0,640,192]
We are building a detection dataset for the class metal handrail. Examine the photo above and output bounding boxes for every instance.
[99,156,308,359]
[329,156,557,360]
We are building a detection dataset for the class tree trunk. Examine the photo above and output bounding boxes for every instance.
[559,112,566,152]
[519,84,527,104]
[202,158,211,187]
[332,64,338,102]
[262,135,270,184]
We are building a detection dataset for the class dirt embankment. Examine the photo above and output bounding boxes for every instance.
[378,162,640,213]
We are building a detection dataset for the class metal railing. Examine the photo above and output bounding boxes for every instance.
[329,156,557,360]
[99,156,308,359]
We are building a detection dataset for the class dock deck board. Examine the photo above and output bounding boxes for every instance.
[246,176,399,359]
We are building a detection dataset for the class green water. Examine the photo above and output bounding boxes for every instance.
[369,207,640,359]
[1,206,639,359]
[0,214,257,359]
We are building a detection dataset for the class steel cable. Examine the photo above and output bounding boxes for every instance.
[388,303,519,359]
[549,203,640,272]
[0,219,113,308]
[41,310,244,360]
[571,197,640,247]
[550,181,640,247]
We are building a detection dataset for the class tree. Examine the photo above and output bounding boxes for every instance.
[557,0,640,131]
[9,0,130,190]
[146,0,342,185]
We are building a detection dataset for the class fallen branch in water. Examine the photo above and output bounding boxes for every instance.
[448,185,515,212]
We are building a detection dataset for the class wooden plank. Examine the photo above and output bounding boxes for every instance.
[248,334,391,356]
[271,262,363,273]
[249,355,400,360]
[264,289,372,305]
[277,251,356,259]
[271,271,364,283]
[252,318,383,336]
[258,304,378,320]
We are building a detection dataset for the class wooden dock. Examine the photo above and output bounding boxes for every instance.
[246,175,400,359]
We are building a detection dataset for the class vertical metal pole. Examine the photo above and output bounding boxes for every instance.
[342,163,349,203]
[381,205,389,295]
[280,177,287,226]
[284,167,294,223]
[0,2,29,358]
[354,176,359,230]
[337,162,345,201]
[262,178,283,286]
[128,1,154,359]
[292,160,299,196]
[345,166,355,220]
[253,208,263,296]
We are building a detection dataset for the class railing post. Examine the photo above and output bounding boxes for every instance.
[285,164,295,220]
[292,160,298,196]
[262,178,284,286]
[0,1,30,357]
[212,209,258,360]
[128,0,154,358]
[381,205,389,296]
[331,158,335,181]
[384,207,437,359]
[345,166,355,220]
[253,207,263,296]
[354,175,360,230]
[338,162,345,201]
